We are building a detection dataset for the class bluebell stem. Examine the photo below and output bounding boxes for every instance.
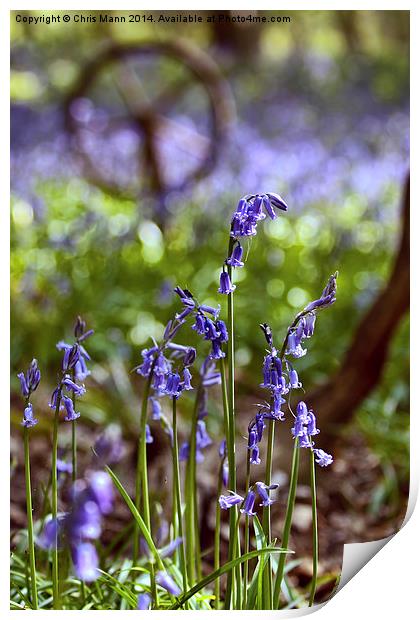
[156,571,181,596]
[219,492,244,510]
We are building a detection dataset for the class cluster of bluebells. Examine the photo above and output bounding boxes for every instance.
[219,481,279,516]
[218,273,336,517]
[17,359,41,428]
[217,193,288,295]
[137,287,225,456]
[38,471,114,581]
[50,317,93,422]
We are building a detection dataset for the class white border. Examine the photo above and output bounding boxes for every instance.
[3,2,415,618]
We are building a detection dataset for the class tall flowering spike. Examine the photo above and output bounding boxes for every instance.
[240,490,257,517]
[218,270,236,295]
[219,492,244,510]
[156,571,181,596]
[72,542,99,582]
[22,403,38,428]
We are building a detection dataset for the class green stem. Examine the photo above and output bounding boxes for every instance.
[24,427,38,609]
[171,396,188,593]
[220,357,235,609]
[309,449,318,607]
[71,369,77,483]
[243,456,251,608]
[214,462,223,609]
[51,394,61,609]
[133,371,154,565]
[185,386,201,584]
[133,369,157,606]
[262,417,275,609]
[273,437,300,608]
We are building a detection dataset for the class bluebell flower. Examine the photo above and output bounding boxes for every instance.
[250,445,261,465]
[210,339,225,360]
[72,542,98,582]
[288,368,302,389]
[160,537,183,559]
[298,429,314,449]
[87,471,114,514]
[240,490,257,517]
[62,395,81,422]
[62,377,86,396]
[17,372,29,398]
[21,403,38,428]
[219,492,244,510]
[137,593,152,610]
[230,193,288,238]
[203,317,219,340]
[226,243,244,268]
[37,516,63,550]
[191,313,206,335]
[304,313,316,338]
[149,397,162,420]
[198,304,220,318]
[313,449,333,467]
[156,571,181,596]
[183,347,196,367]
[179,442,190,461]
[17,359,41,398]
[69,493,102,539]
[272,391,286,420]
[285,332,307,358]
[219,439,227,459]
[196,420,212,450]
[256,481,279,507]
[248,428,258,449]
[218,271,236,295]
[164,372,181,397]
[216,319,229,343]
[255,413,266,441]
[307,411,320,436]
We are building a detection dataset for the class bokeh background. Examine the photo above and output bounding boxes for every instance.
[11,10,409,600]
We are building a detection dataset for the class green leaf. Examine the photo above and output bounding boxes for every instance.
[170,547,289,609]
[104,464,164,570]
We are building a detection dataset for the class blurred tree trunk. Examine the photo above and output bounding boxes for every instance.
[308,174,409,440]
